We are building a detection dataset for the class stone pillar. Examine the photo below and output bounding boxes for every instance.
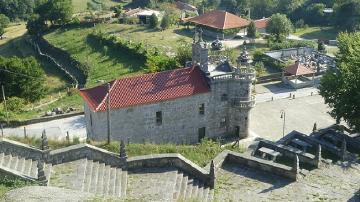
[209,160,215,189]
[315,144,322,168]
[341,139,347,161]
[120,140,127,159]
[293,154,299,181]
[238,109,250,139]
[37,160,47,186]
[41,130,49,151]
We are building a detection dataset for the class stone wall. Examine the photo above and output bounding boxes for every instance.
[257,140,319,168]
[0,138,44,161]
[127,153,212,186]
[86,93,232,144]
[265,47,314,61]
[0,166,36,182]
[225,151,297,181]
[48,144,126,167]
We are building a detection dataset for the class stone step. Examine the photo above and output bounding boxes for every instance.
[120,169,127,198]
[10,155,18,170]
[83,160,94,192]
[108,167,117,196]
[173,171,183,200]
[25,159,33,176]
[3,155,12,168]
[196,182,205,201]
[103,165,112,195]
[96,163,106,194]
[0,153,4,166]
[73,159,87,191]
[191,179,199,200]
[89,161,100,193]
[207,188,214,202]
[18,158,26,174]
[185,178,194,200]
[44,163,52,185]
[30,159,37,178]
[178,174,188,201]
[203,187,210,202]
[115,169,122,197]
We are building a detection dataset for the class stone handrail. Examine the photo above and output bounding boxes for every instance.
[231,95,256,109]
[0,138,44,161]
[48,144,126,167]
[212,68,256,82]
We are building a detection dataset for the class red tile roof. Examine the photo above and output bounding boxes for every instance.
[186,10,250,30]
[254,18,268,29]
[284,62,315,76]
[80,67,210,112]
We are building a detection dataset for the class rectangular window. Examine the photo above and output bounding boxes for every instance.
[220,118,226,128]
[199,103,205,115]
[156,111,162,125]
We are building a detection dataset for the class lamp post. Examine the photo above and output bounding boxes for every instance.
[280,110,286,138]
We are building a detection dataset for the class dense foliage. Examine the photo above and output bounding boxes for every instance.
[0,14,10,39]
[0,0,42,21]
[319,32,360,131]
[333,0,360,31]
[266,13,293,41]
[0,56,47,102]
[149,13,159,28]
[247,21,257,38]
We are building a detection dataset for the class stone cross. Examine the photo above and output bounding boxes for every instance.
[120,140,127,158]
[41,130,49,151]
[341,139,347,161]
[209,160,215,188]
[37,160,47,186]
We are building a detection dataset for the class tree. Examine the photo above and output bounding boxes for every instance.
[319,32,360,131]
[334,0,360,31]
[247,21,257,38]
[266,13,293,41]
[149,13,158,29]
[160,14,171,30]
[175,39,192,66]
[0,14,10,39]
[0,56,47,102]
[47,0,73,25]
[26,14,47,35]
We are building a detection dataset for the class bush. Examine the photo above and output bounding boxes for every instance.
[247,21,257,38]
[6,97,26,112]
[149,13,158,28]
[160,14,171,30]
[125,16,138,25]
[175,42,192,67]
[254,62,266,77]
[295,19,305,29]
[267,38,316,50]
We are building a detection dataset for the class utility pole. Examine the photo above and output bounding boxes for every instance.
[106,83,111,145]
[1,85,8,123]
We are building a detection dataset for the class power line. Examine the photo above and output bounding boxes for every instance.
[0,68,37,79]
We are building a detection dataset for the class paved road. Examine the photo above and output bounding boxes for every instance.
[2,115,86,141]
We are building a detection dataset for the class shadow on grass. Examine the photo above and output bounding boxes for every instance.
[299,28,339,40]
[221,162,292,193]
[85,34,144,73]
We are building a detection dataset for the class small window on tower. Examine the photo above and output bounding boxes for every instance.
[199,103,205,115]
[220,118,226,128]
[156,111,162,125]
[221,94,228,101]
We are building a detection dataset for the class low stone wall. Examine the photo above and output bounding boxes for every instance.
[2,112,84,128]
[257,140,319,168]
[0,166,36,182]
[225,151,297,181]
[48,144,126,167]
[0,138,44,161]
[127,153,211,185]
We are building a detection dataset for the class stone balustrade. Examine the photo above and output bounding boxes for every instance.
[212,68,256,82]
[231,95,256,109]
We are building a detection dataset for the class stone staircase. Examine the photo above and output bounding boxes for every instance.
[49,158,127,198]
[127,167,214,202]
[0,153,52,181]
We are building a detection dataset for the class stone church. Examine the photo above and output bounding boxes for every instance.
[80,32,256,144]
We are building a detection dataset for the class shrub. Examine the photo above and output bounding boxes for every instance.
[247,21,257,38]
[175,42,192,67]
[254,62,266,77]
[295,19,305,29]
[160,14,171,30]
[149,13,158,28]
[6,97,26,112]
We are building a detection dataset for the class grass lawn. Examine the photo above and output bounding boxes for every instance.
[0,23,27,46]
[294,26,339,40]
[72,0,120,13]
[44,24,193,87]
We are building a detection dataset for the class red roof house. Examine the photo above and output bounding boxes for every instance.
[254,18,269,30]
[185,10,250,30]
[284,62,314,76]
[80,67,210,112]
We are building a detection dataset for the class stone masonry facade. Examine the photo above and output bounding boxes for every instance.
[84,34,255,144]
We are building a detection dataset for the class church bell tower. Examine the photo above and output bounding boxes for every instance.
[192,28,209,73]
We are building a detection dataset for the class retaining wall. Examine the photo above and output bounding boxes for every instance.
[0,139,44,161]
